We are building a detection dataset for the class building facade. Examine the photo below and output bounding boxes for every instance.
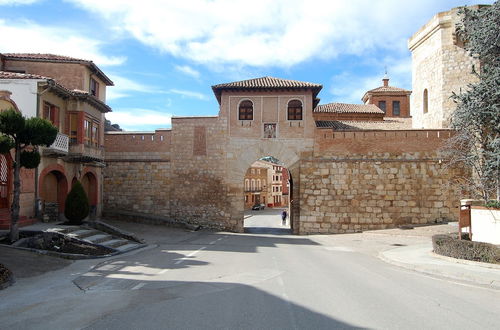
[362,76,412,118]
[0,53,113,228]
[408,6,481,129]
[244,161,268,209]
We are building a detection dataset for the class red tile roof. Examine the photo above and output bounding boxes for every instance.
[314,102,384,114]
[2,53,88,62]
[212,76,322,104]
[0,71,111,113]
[361,84,411,103]
[0,71,50,80]
[316,117,412,130]
[1,53,114,86]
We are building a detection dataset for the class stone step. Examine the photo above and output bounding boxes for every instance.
[103,239,129,248]
[114,242,142,252]
[82,234,113,244]
[50,226,80,234]
[68,229,100,238]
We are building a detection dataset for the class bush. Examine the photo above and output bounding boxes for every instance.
[432,234,500,264]
[0,263,14,290]
[64,181,89,225]
[485,200,500,209]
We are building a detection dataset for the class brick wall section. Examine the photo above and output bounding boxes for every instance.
[368,94,410,118]
[296,129,460,234]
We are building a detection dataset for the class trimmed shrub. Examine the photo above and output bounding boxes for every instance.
[485,200,500,209]
[64,181,89,225]
[432,234,500,264]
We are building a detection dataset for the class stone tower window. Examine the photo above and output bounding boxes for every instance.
[287,100,303,120]
[423,89,428,114]
[239,100,253,120]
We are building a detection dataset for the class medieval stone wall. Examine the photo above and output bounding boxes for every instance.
[296,129,460,234]
[169,117,230,229]
[103,130,172,217]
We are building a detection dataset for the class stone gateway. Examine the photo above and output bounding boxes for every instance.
[104,77,460,234]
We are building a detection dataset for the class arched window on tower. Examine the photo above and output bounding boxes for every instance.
[423,89,429,114]
[239,100,253,120]
[287,100,303,120]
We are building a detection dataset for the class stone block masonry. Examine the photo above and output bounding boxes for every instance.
[298,129,460,234]
[298,155,458,234]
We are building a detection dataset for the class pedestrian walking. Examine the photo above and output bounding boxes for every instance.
[281,209,287,225]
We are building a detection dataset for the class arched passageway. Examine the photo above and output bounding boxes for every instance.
[81,171,98,207]
[243,156,293,234]
[40,170,68,213]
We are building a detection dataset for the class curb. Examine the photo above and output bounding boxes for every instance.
[429,251,500,270]
[378,248,500,290]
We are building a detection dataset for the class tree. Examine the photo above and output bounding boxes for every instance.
[0,109,57,242]
[448,3,500,202]
[64,181,90,225]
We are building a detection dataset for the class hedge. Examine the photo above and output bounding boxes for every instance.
[432,234,500,264]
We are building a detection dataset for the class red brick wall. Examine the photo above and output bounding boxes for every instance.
[314,129,452,155]
[104,130,172,153]
[368,94,410,118]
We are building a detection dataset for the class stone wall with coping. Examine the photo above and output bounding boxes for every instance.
[103,130,172,218]
[296,129,460,234]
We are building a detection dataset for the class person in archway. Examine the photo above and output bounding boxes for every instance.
[281,209,288,226]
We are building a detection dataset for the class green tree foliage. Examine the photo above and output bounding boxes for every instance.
[0,109,58,242]
[448,3,500,201]
[64,181,89,225]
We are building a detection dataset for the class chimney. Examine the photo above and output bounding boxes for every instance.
[382,76,389,87]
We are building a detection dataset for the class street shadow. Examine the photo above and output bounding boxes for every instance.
[244,227,292,235]
[76,279,363,329]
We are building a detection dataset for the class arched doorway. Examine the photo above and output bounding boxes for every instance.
[40,170,68,214]
[243,156,292,234]
[81,172,97,207]
[0,153,12,209]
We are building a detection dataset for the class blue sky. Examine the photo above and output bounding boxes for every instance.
[0,0,492,131]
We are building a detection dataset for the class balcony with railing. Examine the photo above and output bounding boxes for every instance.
[67,142,104,163]
[42,133,69,156]
[244,188,264,193]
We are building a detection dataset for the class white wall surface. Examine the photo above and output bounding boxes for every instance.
[471,208,500,245]
[0,79,41,118]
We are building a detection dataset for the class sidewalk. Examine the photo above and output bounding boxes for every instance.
[366,223,500,290]
[380,242,500,290]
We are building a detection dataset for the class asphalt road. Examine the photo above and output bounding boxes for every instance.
[1,210,499,329]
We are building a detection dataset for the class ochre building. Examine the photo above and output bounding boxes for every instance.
[0,53,113,228]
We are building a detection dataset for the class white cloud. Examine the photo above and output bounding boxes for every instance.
[106,109,172,131]
[66,0,483,68]
[327,56,412,104]
[169,89,208,100]
[0,19,125,67]
[0,0,39,5]
[175,65,200,79]
[106,74,155,100]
